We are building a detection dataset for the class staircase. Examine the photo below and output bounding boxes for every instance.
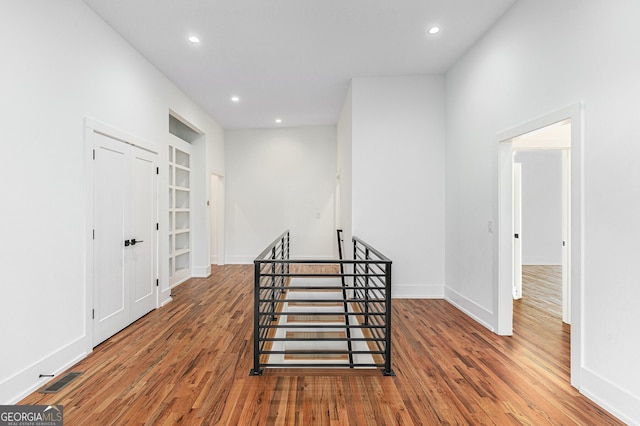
[269,277,352,365]
[250,230,394,376]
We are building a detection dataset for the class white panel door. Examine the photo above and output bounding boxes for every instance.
[561,149,571,324]
[93,132,157,346]
[130,148,157,320]
[513,162,522,300]
[93,133,130,345]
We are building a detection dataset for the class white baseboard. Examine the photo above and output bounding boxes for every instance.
[392,284,444,299]
[444,287,495,332]
[192,265,211,278]
[225,255,254,264]
[0,337,88,404]
[170,276,190,288]
[580,367,640,425]
[210,256,226,265]
[160,288,173,307]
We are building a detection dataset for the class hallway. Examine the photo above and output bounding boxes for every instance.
[21,265,620,424]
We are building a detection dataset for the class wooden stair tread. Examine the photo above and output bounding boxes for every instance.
[284,352,349,361]
[287,314,345,323]
[287,301,343,307]
[286,331,347,339]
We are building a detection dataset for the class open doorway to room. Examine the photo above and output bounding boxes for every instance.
[210,173,225,266]
[512,123,571,325]
[497,103,583,389]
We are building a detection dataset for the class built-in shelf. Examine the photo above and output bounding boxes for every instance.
[168,142,191,287]
[174,248,190,257]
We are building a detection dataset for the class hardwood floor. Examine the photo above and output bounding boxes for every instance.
[21,264,622,425]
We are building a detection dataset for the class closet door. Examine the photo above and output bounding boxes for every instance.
[93,134,130,345]
[129,147,157,320]
[92,132,157,346]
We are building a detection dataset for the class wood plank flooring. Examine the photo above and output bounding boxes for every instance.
[21,264,623,425]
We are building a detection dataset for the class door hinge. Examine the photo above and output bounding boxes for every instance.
[563,241,566,246]
[156,167,159,175]
[156,279,159,287]
[92,309,95,319]
[93,229,95,240]
[514,233,519,239]
[156,223,159,231]
[93,149,95,160]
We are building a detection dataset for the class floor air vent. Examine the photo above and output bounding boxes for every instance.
[41,372,83,393]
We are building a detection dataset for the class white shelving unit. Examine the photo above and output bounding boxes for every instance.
[168,142,191,287]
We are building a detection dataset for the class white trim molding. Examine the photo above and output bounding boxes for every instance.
[496,103,584,390]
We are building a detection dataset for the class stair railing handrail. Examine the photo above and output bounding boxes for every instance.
[337,230,354,367]
[351,235,393,376]
[255,229,291,261]
[251,230,290,376]
[352,236,391,261]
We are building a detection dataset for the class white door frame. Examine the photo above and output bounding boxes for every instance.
[84,118,159,353]
[209,171,225,266]
[496,103,583,389]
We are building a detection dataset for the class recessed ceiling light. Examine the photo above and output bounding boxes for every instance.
[188,35,200,43]
[428,27,440,35]
[231,96,240,102]
[275,118,282,124]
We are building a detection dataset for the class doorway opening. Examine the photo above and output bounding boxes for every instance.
[334,174,341,258]
[210,173,225,266]
[512,123,571,324]
[168,111,207,283]
[497,103,583,389]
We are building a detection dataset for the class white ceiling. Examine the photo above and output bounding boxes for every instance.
[83,0,516,129]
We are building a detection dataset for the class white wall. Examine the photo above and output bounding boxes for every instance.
[515,151,562,265]
[445,0,640,422]
[350,76,446,298]
[224,126,337,262]
[0,0,224,403]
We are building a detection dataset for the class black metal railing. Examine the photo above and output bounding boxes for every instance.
[336,229,354,367]
[250,230,394,376]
